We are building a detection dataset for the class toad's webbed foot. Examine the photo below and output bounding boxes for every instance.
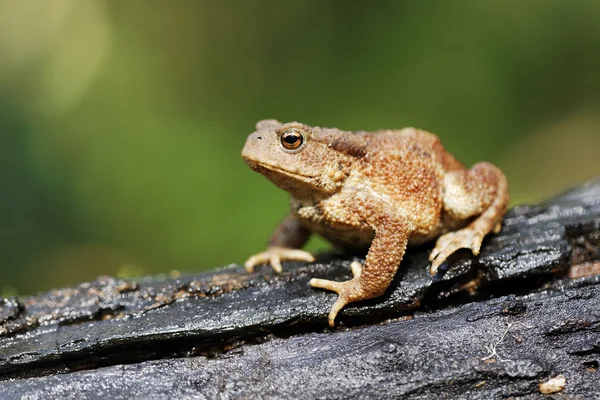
[429,229,485,276]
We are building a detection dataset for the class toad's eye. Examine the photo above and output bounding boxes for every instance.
[280,129,304,151]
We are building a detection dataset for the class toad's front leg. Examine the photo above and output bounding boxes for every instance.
[310,206,410,326]
[245,214,315,274]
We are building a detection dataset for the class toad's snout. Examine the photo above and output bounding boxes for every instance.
[241,132,262,161]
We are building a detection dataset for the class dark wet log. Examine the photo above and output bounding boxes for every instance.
[1,178,599,399]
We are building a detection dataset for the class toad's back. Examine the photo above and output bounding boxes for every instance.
[344,128,465,238]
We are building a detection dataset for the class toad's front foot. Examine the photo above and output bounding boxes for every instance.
[244,246,315,274]
[309,261,365,327]
[428,228,485,276]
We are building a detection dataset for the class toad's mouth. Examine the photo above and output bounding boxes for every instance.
[244,158,316,180]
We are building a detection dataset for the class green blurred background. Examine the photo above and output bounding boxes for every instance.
[1,1,599,295]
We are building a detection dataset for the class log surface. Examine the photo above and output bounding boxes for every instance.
[0,178,599,399]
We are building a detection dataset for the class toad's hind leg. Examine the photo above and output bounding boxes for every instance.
[429,162,509,276]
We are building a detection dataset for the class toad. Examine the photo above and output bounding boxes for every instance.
[242,120,509,326]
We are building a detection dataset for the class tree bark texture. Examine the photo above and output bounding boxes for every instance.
[1,178,599,399]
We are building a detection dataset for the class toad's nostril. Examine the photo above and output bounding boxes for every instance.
[257,136,262,140]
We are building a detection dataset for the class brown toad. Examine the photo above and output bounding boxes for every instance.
[242,120,509,326]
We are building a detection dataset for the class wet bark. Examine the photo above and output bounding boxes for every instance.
[1,178,599,399]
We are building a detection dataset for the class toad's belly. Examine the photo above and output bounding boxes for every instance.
[303,219,444,252]
[310,222,374,251]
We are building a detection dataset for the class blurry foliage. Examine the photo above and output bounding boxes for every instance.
[1,0,599,295]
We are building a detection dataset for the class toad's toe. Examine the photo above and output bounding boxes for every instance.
[244,247,315,274]
[429,229,485,276]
